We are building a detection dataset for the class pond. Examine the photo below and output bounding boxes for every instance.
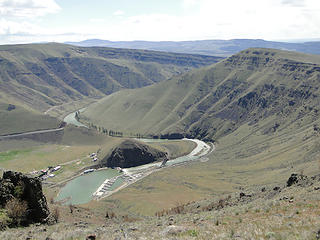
[56,169,121,205]
[56,138,211,205]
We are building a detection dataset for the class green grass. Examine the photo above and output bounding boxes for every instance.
[0,149,33,163]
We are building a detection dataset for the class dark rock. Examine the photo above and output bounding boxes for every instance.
[286,173,308,187]
[0,171,50,225]
[101,139,168,168]
[240,192,251,198]
[86,235,96,240]
[273,186,280,191]
[316,229,320,240]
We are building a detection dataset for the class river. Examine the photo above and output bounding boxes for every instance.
[56,110,213,205]
[63,108,88,128]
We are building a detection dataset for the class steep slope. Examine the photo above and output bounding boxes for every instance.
[0,101,60,135]
[0,43,222,112]
[81,48,320,216]
[82,48,320,141]
[67,39,320,57]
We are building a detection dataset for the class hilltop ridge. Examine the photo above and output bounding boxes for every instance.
[67,39,320,57]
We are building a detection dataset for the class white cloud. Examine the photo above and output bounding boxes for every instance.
[0,0,62,44]
[0,0,319,44]
[90,0,319,41]
[0,0,60,18]
[281,0,306,7]
[90,18,106,23]
[113,10,125,16]
[182,0,199,8]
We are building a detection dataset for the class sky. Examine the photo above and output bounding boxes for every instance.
[0,0,319,44]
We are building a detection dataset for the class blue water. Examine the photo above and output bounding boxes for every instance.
[56,169,121,205]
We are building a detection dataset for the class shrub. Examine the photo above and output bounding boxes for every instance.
[5,198,28,225]
[13,181,25,198]
[187,229,198,237]
[0,209,11,230]
[105,211,116,219]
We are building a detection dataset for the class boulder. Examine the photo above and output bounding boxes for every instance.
[286,173,309,187]
[0,171,50,225]
[101,139,168,168]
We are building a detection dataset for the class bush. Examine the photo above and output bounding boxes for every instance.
[5,198,28,225]
[105,211,116,219]
[0,209,11,230]
[187,229,198,237]
[13,181,25,198]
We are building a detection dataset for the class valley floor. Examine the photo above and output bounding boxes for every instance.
[1,173,319,240]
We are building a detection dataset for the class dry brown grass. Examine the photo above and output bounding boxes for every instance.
[5,198,28,225]
[51,206,60,223]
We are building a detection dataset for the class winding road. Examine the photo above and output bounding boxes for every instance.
[0,128,64,140]
[0,109,84,140]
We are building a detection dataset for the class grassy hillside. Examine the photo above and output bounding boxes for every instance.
[82,48,320,140]
[79,48,320,214]
[0,43,222,112]
[0,101,60,135]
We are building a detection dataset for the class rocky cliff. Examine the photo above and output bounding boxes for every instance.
[100,139,168,168]
[0,171,50,227]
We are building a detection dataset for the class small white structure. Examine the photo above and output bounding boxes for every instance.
[52,166,61,172]
[92,157,98,162]
[83,169,94,174]
[48,174,55,178]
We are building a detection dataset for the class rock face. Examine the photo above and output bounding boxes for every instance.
[102,140,168,168]
[0,171,50,224]
[286,173,309,187]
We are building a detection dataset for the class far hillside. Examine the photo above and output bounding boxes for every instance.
[82,48,320,140]
[0,43,222,112]
[67,38,320,57]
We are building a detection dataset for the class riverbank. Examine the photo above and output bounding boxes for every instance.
[92,138,214,201]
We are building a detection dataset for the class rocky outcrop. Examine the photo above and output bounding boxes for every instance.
[286,173,309,187]
[101,140,168,168]
[0,171,50,225]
